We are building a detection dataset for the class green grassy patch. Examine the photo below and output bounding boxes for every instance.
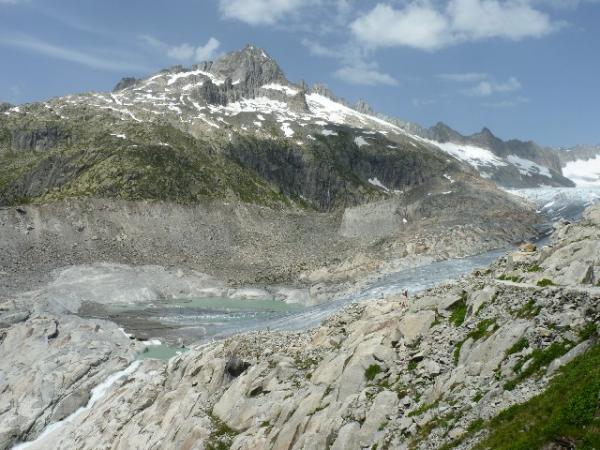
[467,319,498,341]
[497,274,522,282]
[206,413,238,450]
[475,343,600,450]
[504,341,573,390]
[449,292,468,327]
[505,337,529,356]
[408,400,440,417]
[537,278,556,287]
[453,341,464,366]
[525,264,542,272]
[365,364,382,381]
[579,322,598,341]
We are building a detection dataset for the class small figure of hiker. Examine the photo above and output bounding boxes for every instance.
[402,289,409,306]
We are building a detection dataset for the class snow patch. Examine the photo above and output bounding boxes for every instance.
[563,155,600,187]
[425,139,507,169]
[368,177,389,192]
[443,174,456,184]
[506,155,551,178]
[262,83,299,96]
[281,122,294,137]
[321,129,338,136]
[354,136,369,147]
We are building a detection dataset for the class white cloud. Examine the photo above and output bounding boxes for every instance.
[351,0,559,51]
[302,38,398,86]
[141,35,220,63]
[0,33,150,71]
[334,65,398,86]
[302,38,339,58]
[218,0,305,25]
[351,3,449,51]
[448,0,558,41]
[167,37,220,62]
[464,76,522,96]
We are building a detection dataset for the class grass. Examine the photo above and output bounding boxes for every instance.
[206,413,238,450]
[475,343,600,450]
[449,291,468,327]
[537,278,556,287]
[513,299,541,319]
[408,400,440,417]
[454,319,498,366]
[497,274,522,282]
[365,364,382,381]
[525,264,541,272]
[453,341,464,366]
[505,337,529,356]
[467,418,485,433]
[504,341,573,390]
[579,322,598,341]
[467,319,498,341]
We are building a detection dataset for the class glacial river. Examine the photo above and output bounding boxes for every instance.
[112,187,600,355]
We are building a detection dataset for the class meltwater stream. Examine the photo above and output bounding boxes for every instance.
[113,187,600,349]
[108,247,507,349]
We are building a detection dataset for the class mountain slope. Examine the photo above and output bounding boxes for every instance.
[0,45,539,213]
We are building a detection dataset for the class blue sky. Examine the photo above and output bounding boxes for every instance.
[0,0,599,147]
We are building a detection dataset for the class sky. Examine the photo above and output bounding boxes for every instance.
[0,0,599,147]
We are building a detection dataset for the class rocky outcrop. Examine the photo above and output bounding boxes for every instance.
[112,77,137,92]
[11,205,598,450]
[0,308,140,449]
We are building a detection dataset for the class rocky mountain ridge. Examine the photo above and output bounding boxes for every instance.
[0,44,580,213]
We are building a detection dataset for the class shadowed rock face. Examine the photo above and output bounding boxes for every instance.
[0,102,12,113]
[112,77,137,92]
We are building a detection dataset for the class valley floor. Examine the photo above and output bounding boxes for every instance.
[0,194,599,449]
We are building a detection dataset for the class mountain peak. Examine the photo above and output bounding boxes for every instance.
[479,127,495,137]
[204,44,285,87]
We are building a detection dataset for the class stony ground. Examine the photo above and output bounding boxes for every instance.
[6,205,597,450]
[0,192,537,297]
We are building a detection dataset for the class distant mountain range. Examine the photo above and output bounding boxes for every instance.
[1,44,598,211]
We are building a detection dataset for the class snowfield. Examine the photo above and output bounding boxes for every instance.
[563,156,600,187]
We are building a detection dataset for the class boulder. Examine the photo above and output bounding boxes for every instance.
[519,242,536,252]
[225,356,251,378]
[0,310,30,328]
[398,311,436,343]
